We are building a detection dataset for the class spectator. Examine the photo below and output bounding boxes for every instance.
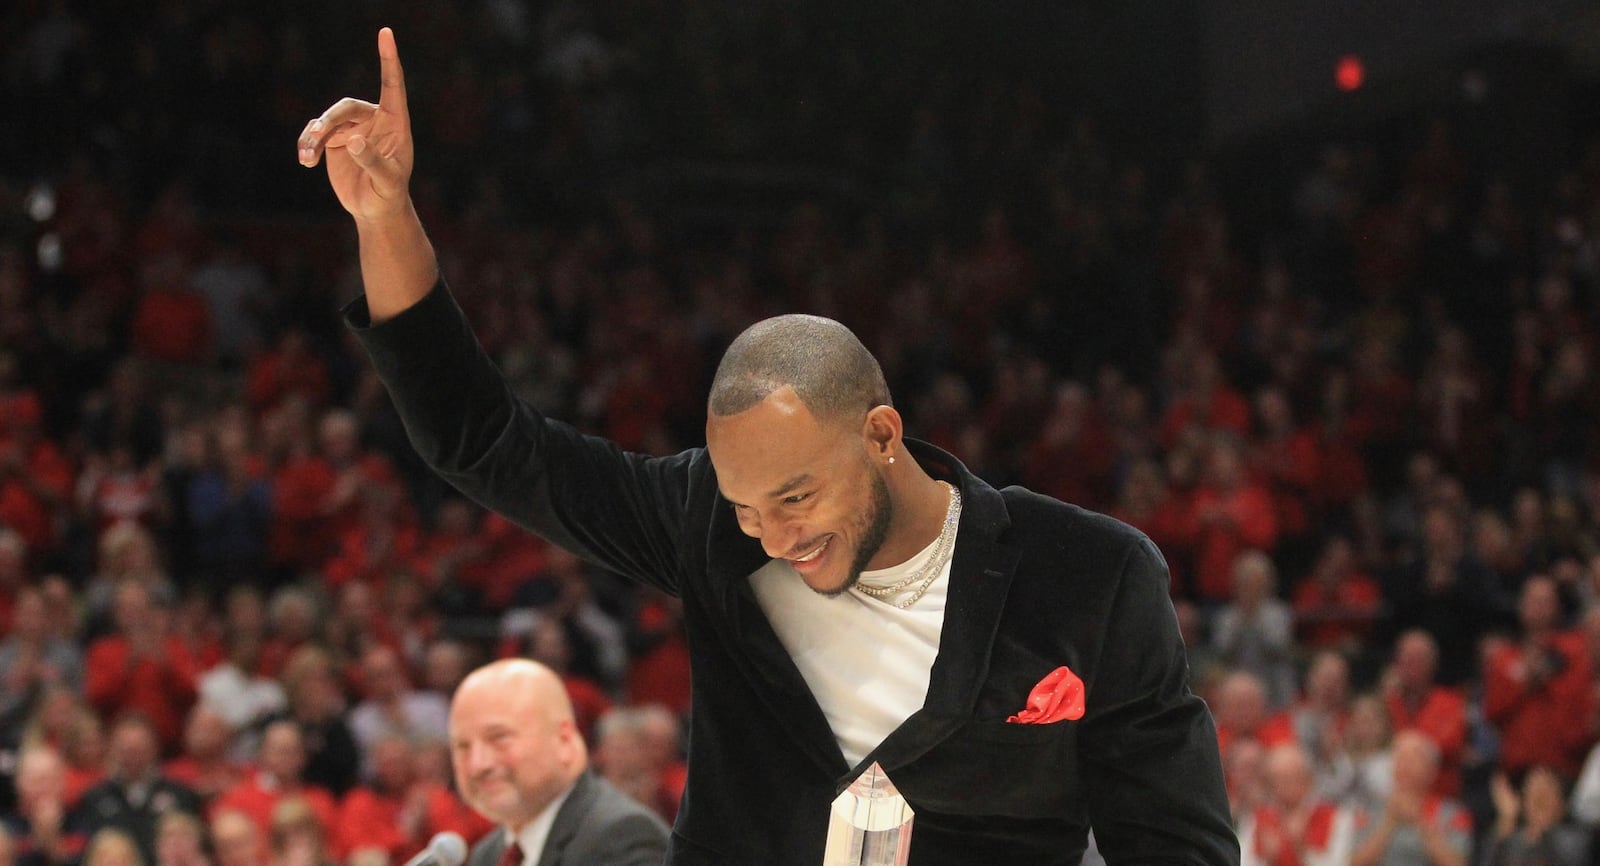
[1264,651,1353,775]
[0,587,85,726]
[1485,765,1587,865]
[209,722,338,855]
[268,647,358,798]
[333,734,487,863]
[1385,505,1500,686]
[263,799,331,866]
[1320,693,1395,815]
[151,812,208,866]
[1292,536,1383,654]
[1483,576,1592,780]
[346,646,449,771]
[196,631,286,741]
[81,829,144,866]
[161,705,245,806]
[3,745,88,866]
[1215,671,1288,757]
[1382,630,1468,798]
[206,812,263,866]
[1211,550,1297,707]
[83,582,199,751]
[1350,731,1472,866]
[71,715,201,866]
[1189,435,1279,603]
[1238,742,1357,866]
[0,395,73,556]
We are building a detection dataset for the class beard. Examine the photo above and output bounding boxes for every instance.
[815,470,893,597]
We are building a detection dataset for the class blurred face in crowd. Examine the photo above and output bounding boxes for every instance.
[1345,695,1391,753]
[183,705,234,761]
[370,736,414,792]
[15,747,66,810]
[1391,731,1439,794]
[83,831,141,866]
[361,647,409,701]
[1522,766,1565,830]
[156,812,206,866]
[258,722,306,784]
[1394,631,1438,691]
[451,660,584,830]
[1518,576,1561,635]
[1304,652,1349,708]
[1264,745,1313,810]
[108,719,160,781]
[211,810,264,866]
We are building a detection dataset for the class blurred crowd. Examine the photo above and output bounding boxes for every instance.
[5,2,1600,866]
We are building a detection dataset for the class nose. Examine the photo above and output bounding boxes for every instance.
[740,507,805,559]
[461,740,494,777]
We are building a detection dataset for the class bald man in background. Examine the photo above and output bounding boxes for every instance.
[450,659,668,866]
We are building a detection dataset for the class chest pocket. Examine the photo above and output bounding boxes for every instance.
[891,718,1081,818]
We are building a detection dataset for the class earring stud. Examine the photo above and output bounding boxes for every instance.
[888,456,896,464]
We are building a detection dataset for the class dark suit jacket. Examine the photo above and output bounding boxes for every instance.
[465,772,668,866]
[350,283,1239,866]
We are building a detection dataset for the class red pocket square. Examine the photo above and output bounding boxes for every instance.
[1007,665,1085,724]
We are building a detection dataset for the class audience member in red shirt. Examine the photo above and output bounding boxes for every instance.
[1239,742,1356,866]
[83,581,199,751]
[1484,575,1592,779]
[1216,670,1295,759]
[163,704,247,806]
[625,591,692,719]
[1108,457,1199,596]
[1159,349,1253,451]
[245,330,333,416]
[335,733,488,863]
[1292,537,1382,653]
[1249,385,1321,542]
[0,395,74,554]
[1189,436,1279,602]
[1383,630,1468,797]
[210,720,341,858]
[128,257,214,365]
[1020,381,1118,510]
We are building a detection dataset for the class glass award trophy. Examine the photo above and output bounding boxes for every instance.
[822,762,914,866]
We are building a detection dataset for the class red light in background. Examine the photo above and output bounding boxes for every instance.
[1336,55,1365,92]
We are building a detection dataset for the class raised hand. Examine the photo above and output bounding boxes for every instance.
[298,27,414,223]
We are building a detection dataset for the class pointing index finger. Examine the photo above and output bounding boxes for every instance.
[377,27,409,121]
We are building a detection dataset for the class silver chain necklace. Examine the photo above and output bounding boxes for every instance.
[854,482,961,609]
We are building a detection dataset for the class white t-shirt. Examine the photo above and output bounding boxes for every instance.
[749,528,955,767]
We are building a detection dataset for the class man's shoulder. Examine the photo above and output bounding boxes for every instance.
[999,485,1154,558]
[568,774,671,851]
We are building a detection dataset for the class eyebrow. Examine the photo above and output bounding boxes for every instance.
[721,473,814,505]
[768,473,813,499]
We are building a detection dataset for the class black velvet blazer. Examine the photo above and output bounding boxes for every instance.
[349,283,1240,866]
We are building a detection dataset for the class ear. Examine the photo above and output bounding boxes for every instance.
[861,405,903,461]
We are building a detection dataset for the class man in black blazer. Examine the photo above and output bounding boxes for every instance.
[451,660,669,866]
[300,28,1239,865]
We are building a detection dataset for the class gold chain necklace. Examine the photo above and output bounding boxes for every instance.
[854,482,961,609]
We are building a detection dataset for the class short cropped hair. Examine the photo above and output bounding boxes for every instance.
[709,314,890,423]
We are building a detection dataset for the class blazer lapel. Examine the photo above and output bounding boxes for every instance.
[534,773,598,866]
[855,442,1020,784]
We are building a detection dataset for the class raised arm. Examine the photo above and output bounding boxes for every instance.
[297,27,435,322]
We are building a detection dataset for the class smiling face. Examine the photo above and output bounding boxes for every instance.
[706,387,895,595]
[450,660,583,830]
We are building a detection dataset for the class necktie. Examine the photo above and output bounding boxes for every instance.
[499,838,524,866]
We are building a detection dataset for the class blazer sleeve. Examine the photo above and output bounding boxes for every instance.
[346,282,696,595]
[1079,536,1240,866]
